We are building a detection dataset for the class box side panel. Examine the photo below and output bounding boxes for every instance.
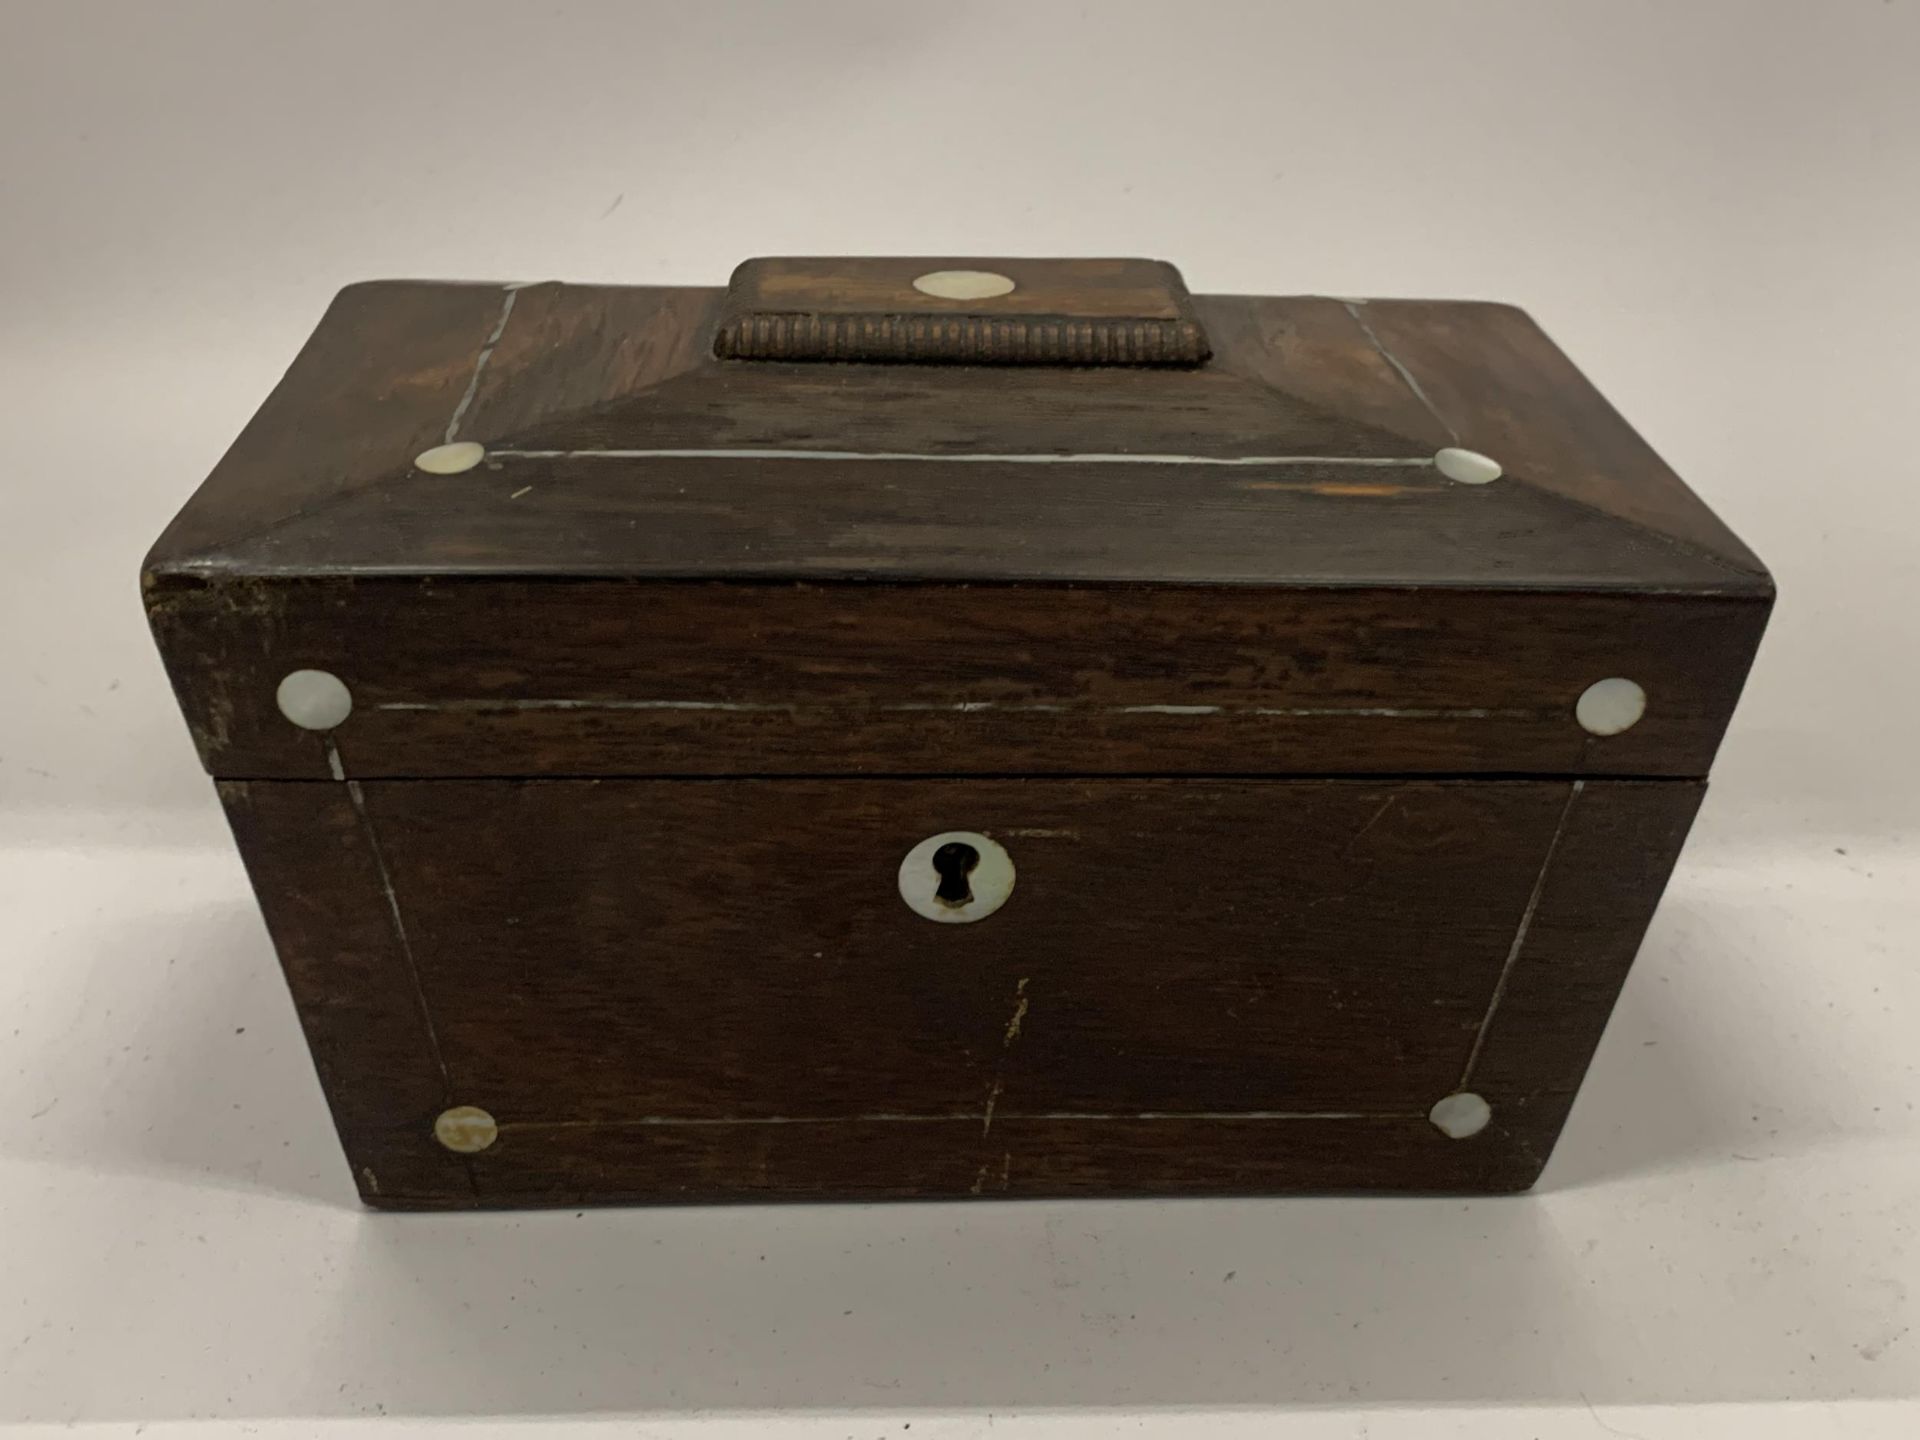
[143,282,511,569]
[1463,776,1707,1180]
[1351,299,1769,577]
[219,779,471,1204]
[224,776,1701,1207]
[142,279,721,573]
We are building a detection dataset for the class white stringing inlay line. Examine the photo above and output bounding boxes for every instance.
[1343,300,1459,445]
[443,285,520,444]
[373,699,1535,718]
[485,448,1435,467]
[1458,779,1586,1088]
[345,780,453,1093]
[499,1109,1416,1131]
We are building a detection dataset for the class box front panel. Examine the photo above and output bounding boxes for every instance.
[156,578,1768,783]
[222,777,1702,1206]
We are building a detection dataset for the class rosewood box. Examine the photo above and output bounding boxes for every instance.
[143,256,1771,1207]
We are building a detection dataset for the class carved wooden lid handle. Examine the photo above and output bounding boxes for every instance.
[713,256,1211,367]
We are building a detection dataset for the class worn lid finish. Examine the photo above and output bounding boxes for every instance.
[144,259,1771,783]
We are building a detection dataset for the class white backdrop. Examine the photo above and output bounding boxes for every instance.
[3,2,1918,1436]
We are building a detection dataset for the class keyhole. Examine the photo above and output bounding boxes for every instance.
[899,831,1013,923]
[931,841,980,908]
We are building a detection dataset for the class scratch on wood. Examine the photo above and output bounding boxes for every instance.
[1000,1150,1012,1191]
[970,1162,990,1195]
[981,1078,1003,1137]
[1000,827,1080,839]
[198,688,237,751]
[980,980,1031,1145]
[1344,300,1459,443]
[345,780,453,1100]
[1314,481,1420,497]
[360,1166,380,1195]
[1003,978,1030,1048]
[1459,780,1586,1087]
[508,485,533,500]
[1234,480,1420,495]
[142,575,283,625]
[444,287,519,443]
[1343,795,1398,854]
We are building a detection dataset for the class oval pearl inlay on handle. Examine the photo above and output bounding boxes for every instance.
[911,270,1017,301]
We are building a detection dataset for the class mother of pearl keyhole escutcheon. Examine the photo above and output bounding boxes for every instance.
[898,831,1015,923]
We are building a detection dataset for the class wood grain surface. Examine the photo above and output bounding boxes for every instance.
[143,274,1770,783]
[216,776,1702,1207]
[142,274,1774,783]
[145,279,1769,589]
[146,578,1766,781]
[151,269,1762,1205]
[218,779,472,1201]
[712,256,1210,365]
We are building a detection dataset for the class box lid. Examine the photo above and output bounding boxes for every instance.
[144,257,1770,782]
